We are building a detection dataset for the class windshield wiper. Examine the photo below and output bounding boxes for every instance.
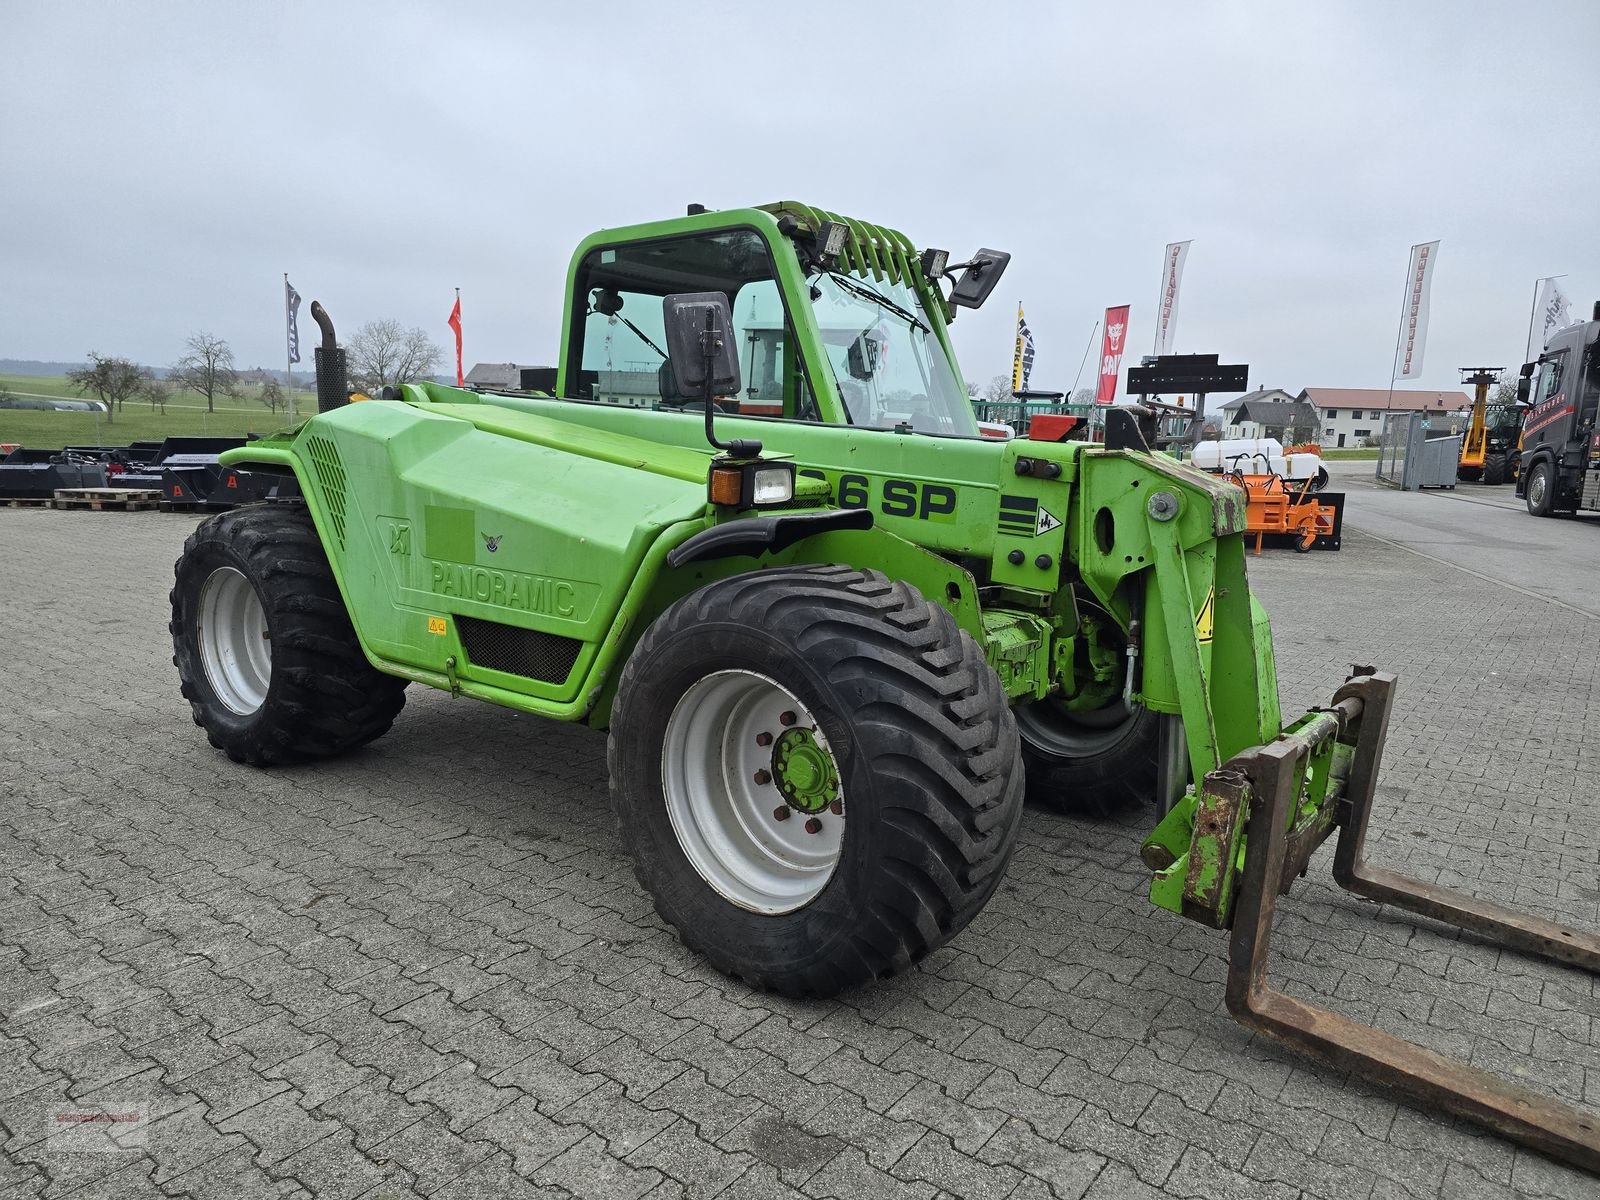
[821,272,929,335]
[592,306,667,359]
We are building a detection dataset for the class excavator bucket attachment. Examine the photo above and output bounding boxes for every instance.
[1220,672,1600,1174]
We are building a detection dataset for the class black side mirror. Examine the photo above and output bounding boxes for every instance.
[1516,376,1531,405]
[846,330,879,380]
[950,248,1011,310]
[662,292,742,400]
[662,291,759,459]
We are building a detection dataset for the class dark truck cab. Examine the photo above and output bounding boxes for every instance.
[1517,302,1600,517]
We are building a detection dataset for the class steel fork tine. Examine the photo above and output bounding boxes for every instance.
[1223,673,1600,1175]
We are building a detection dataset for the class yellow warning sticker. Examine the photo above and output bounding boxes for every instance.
[1195,587,1215,644]
[427,616,448,636]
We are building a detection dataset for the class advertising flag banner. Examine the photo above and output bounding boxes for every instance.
[448,293,464,387]
[1392,240,1439,381]
[1096,305,1131,405]
[285,278,302,365]
[1154,241,1191,355]
[1011,304,1036,393]
[1527,276,1573,362]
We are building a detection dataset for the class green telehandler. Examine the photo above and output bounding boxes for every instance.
[170,202,1598,1171]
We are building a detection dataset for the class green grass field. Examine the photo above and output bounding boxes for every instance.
[1320,447,1379,460]
[0,373,315,448]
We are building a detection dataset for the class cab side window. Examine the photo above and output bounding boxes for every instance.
[1539,353,1565,404]
[569,230,820,421]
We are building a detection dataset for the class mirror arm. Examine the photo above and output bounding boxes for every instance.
[699,311,761,459]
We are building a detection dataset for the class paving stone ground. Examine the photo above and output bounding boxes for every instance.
[0,504,1595,1199]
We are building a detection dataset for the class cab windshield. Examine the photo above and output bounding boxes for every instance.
[807,270,977,437]
[1485,405,1523,432]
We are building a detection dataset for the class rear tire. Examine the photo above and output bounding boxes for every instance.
[608,565,1023,997]
[1482,452,1508,486]
[1457,464,1482,483]
[171,505,407,766]
[1018,700,1160,815]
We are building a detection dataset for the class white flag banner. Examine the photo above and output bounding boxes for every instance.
[1527,276,1573,363]
[1154,240,1191,355]
[1392,240,1440,381]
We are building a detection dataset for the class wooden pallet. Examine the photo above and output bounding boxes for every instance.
[2,496,55,508]
[52,488,162,512]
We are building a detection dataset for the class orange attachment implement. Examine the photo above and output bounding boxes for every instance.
[1226,471,1338,554]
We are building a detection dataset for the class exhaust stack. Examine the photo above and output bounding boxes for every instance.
[311,302,349,413]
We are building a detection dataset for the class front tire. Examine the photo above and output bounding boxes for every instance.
[608,565,1023,997]
[1482,452,1508,486]
[171,505,407,766]
[1526,461,1557,517]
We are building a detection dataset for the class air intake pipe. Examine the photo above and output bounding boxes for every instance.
[311,301,349,413]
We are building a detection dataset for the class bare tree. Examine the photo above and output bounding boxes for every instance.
[173,332,241,413]
[983,374,1014,403]
[347,320,443,390]
[1070,387,1096,406]
[258,376,286,413]
[140,375,169,413]
[1492,369,1522,407]
[66,353,151,424]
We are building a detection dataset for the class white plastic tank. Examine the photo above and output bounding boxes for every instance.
[1192,436,1325,479]
[1285,452,1321,480]
[1205,437,1281,474]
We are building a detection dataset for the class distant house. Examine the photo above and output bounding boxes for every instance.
[1219,389,1319,441]
[465,362,557,393]
[1298,387,1470,448]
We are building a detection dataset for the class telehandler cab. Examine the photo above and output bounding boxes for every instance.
[171,202,1599,1171]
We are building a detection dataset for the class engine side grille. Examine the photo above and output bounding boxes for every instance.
[456,615,582,683]
[303,434,348,549]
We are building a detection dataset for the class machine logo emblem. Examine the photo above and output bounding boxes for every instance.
[481,533,503,553]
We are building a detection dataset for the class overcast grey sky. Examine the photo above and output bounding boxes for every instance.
[4,2,1597,397]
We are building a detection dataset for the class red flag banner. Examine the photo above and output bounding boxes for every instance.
[448,294,464,387]
[1096,305,1130,405]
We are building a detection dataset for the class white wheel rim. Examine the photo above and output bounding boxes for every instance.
[198,566,271,715]
[661,669,844,915]
[1530,472,1547,507]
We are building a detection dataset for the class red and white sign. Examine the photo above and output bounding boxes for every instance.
[1392,241,1439,381]
[1154,241,1191,355]
[1096,305,1131,405]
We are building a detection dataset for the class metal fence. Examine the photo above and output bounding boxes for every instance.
[971,399,1096,435]
[1376,411,1460,490]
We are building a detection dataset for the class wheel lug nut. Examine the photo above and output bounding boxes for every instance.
[779,711,797,726]
[829,800,843,816]
[754,769,772,785]
[773,806,790,821]
[755,731,773,747]
[804,817,823,835]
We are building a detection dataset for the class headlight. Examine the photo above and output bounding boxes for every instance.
[751,464,795,506]
[708,460,798,509]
